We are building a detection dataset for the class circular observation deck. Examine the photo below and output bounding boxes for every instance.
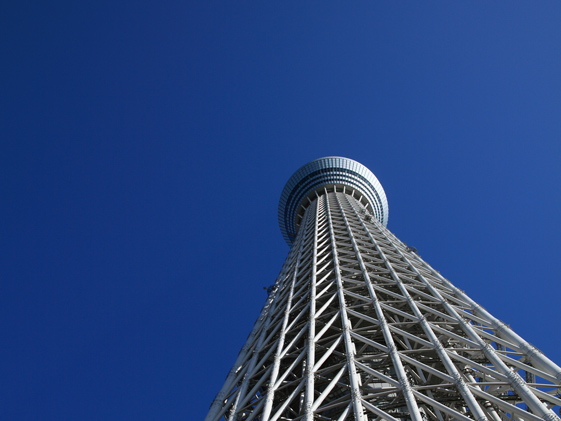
[278,157,389,245]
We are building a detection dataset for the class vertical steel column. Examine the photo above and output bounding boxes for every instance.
[324,190,366,421]
[304,197,320,421]
[261,201,315,421]
[333,191,424,421]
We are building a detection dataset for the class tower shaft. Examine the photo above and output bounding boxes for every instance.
[207,167,561,420]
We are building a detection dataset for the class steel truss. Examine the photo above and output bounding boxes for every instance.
[207,187,561,421]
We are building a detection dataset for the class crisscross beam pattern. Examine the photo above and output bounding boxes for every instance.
[207,172,561,421]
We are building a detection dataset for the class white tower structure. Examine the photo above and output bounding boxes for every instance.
[206,157,561,421]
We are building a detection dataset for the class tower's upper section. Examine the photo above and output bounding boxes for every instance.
[279,157,389,245]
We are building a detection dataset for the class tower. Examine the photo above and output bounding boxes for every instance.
[206,157,561,421]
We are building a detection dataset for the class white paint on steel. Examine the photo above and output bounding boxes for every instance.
[207,158,561,421]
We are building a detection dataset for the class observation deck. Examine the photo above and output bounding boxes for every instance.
[278,157,388,245]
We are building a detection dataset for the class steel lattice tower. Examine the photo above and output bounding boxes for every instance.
[206,157,561,421]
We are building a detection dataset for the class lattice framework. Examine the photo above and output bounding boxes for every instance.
[207,187,561,421]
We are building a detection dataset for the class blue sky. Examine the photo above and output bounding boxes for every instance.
[1,2,560,419]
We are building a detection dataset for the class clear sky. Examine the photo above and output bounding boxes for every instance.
[1,2,560,419]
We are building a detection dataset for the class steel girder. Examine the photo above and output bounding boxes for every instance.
[206,188,561,421]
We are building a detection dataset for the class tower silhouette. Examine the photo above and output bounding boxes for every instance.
[206,157,561,421]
